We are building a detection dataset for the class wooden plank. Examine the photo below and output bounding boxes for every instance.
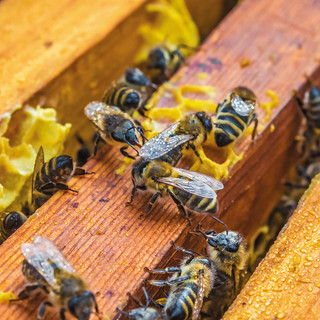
[223,174,320,320]
[0,0,319,319]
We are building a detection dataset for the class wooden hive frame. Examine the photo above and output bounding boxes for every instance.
[0,0,320,319]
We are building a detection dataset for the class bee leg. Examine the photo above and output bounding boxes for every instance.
[120,146,136,160]
[189,143,202,163]
[59,309,66,320]
[37,301,53,320]
[145,192,161,213]
[145,266,181,274]
[251,116,258,141]
[10,284,48,301]
[55,182,79,193]
[149,275,191,287]
[171,244,200,264]
[73,167,95,175]
[93,132,103,157]
[167,189,191,225]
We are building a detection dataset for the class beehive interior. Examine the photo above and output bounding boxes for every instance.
[1,0,319,319]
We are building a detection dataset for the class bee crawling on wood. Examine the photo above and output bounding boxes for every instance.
[117,287,165,320]
[139,112,213,163]
[11,236,99,320]
[128,158,226,227]
[195,227,249,320]
[294,82,320,158]
[214,86,258,147]
[146,243,217,320]
[84,101,147,158]
[32,146,92,208]
[0,211,27,244]
[103,68,157,117]
[148,44,197,83]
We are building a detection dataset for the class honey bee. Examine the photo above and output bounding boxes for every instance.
[139,112,213,162]
[11,236,99,320]
[214,87,258,147]
[103,68,156,117]
[298,85,320,129]
[128,159,225,226]
[102,84,143,116]
[147,244,216,320]
[294,84,320,157]
[148,44,196,83]
[198,229,248,319]
[0,211,27,244]
[32,146,90,208]
[84,101,146,158]
[117,287,165,320]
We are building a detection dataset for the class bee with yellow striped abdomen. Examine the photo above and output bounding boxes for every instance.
[11,236,99,320]
[32,146,90,208]
[147,244,216,320]
[128,159,225,226]
[214,87,258,147]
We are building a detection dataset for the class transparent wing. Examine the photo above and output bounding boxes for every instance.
[21,236,75,285]
[231,95,255,116]
[157,177,217,198]
[192,271,205,320]
[139,122,193,159]
[31,146,45,204]
[84,101,110,122]
[173,168,224,191]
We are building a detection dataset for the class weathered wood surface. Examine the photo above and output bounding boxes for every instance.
[0,0,230,156]
[0,0,320,319]
[223,174,320,320]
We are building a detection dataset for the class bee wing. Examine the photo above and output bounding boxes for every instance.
[231,95,255,116]
[173,168,224,191]
[157,177,217,198]
[192,270,205,320]
[84,101,110,122]
[139,122,193,159]
[31,146,45,204]
[21,236,75,286]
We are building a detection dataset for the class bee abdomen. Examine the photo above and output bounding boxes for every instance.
[22,259,47,284]
[0,212,27,243]
[105,87,140,111]
[165,282,198,320]
[186,194,218,214]
[215,104,248,147]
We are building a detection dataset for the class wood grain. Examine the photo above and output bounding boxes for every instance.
[0,0,320,319]
[223,173,320,320]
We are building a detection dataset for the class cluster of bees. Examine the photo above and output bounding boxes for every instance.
[6,42,319,320]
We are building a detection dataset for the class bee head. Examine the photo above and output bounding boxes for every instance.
[112,119,141,150]
[207,231,242,253]
[309,86,320,100]
[125,68,151,87]
[195,112,213,133]
[148,47,168,70]
[3,212,27,233]
[132,158,149,183]
[68,290,98,320]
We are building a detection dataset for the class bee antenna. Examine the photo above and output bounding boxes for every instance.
[124,138,139,153]
[142,287,150,309]
[209,215,228,234]
[136,126,149,142]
